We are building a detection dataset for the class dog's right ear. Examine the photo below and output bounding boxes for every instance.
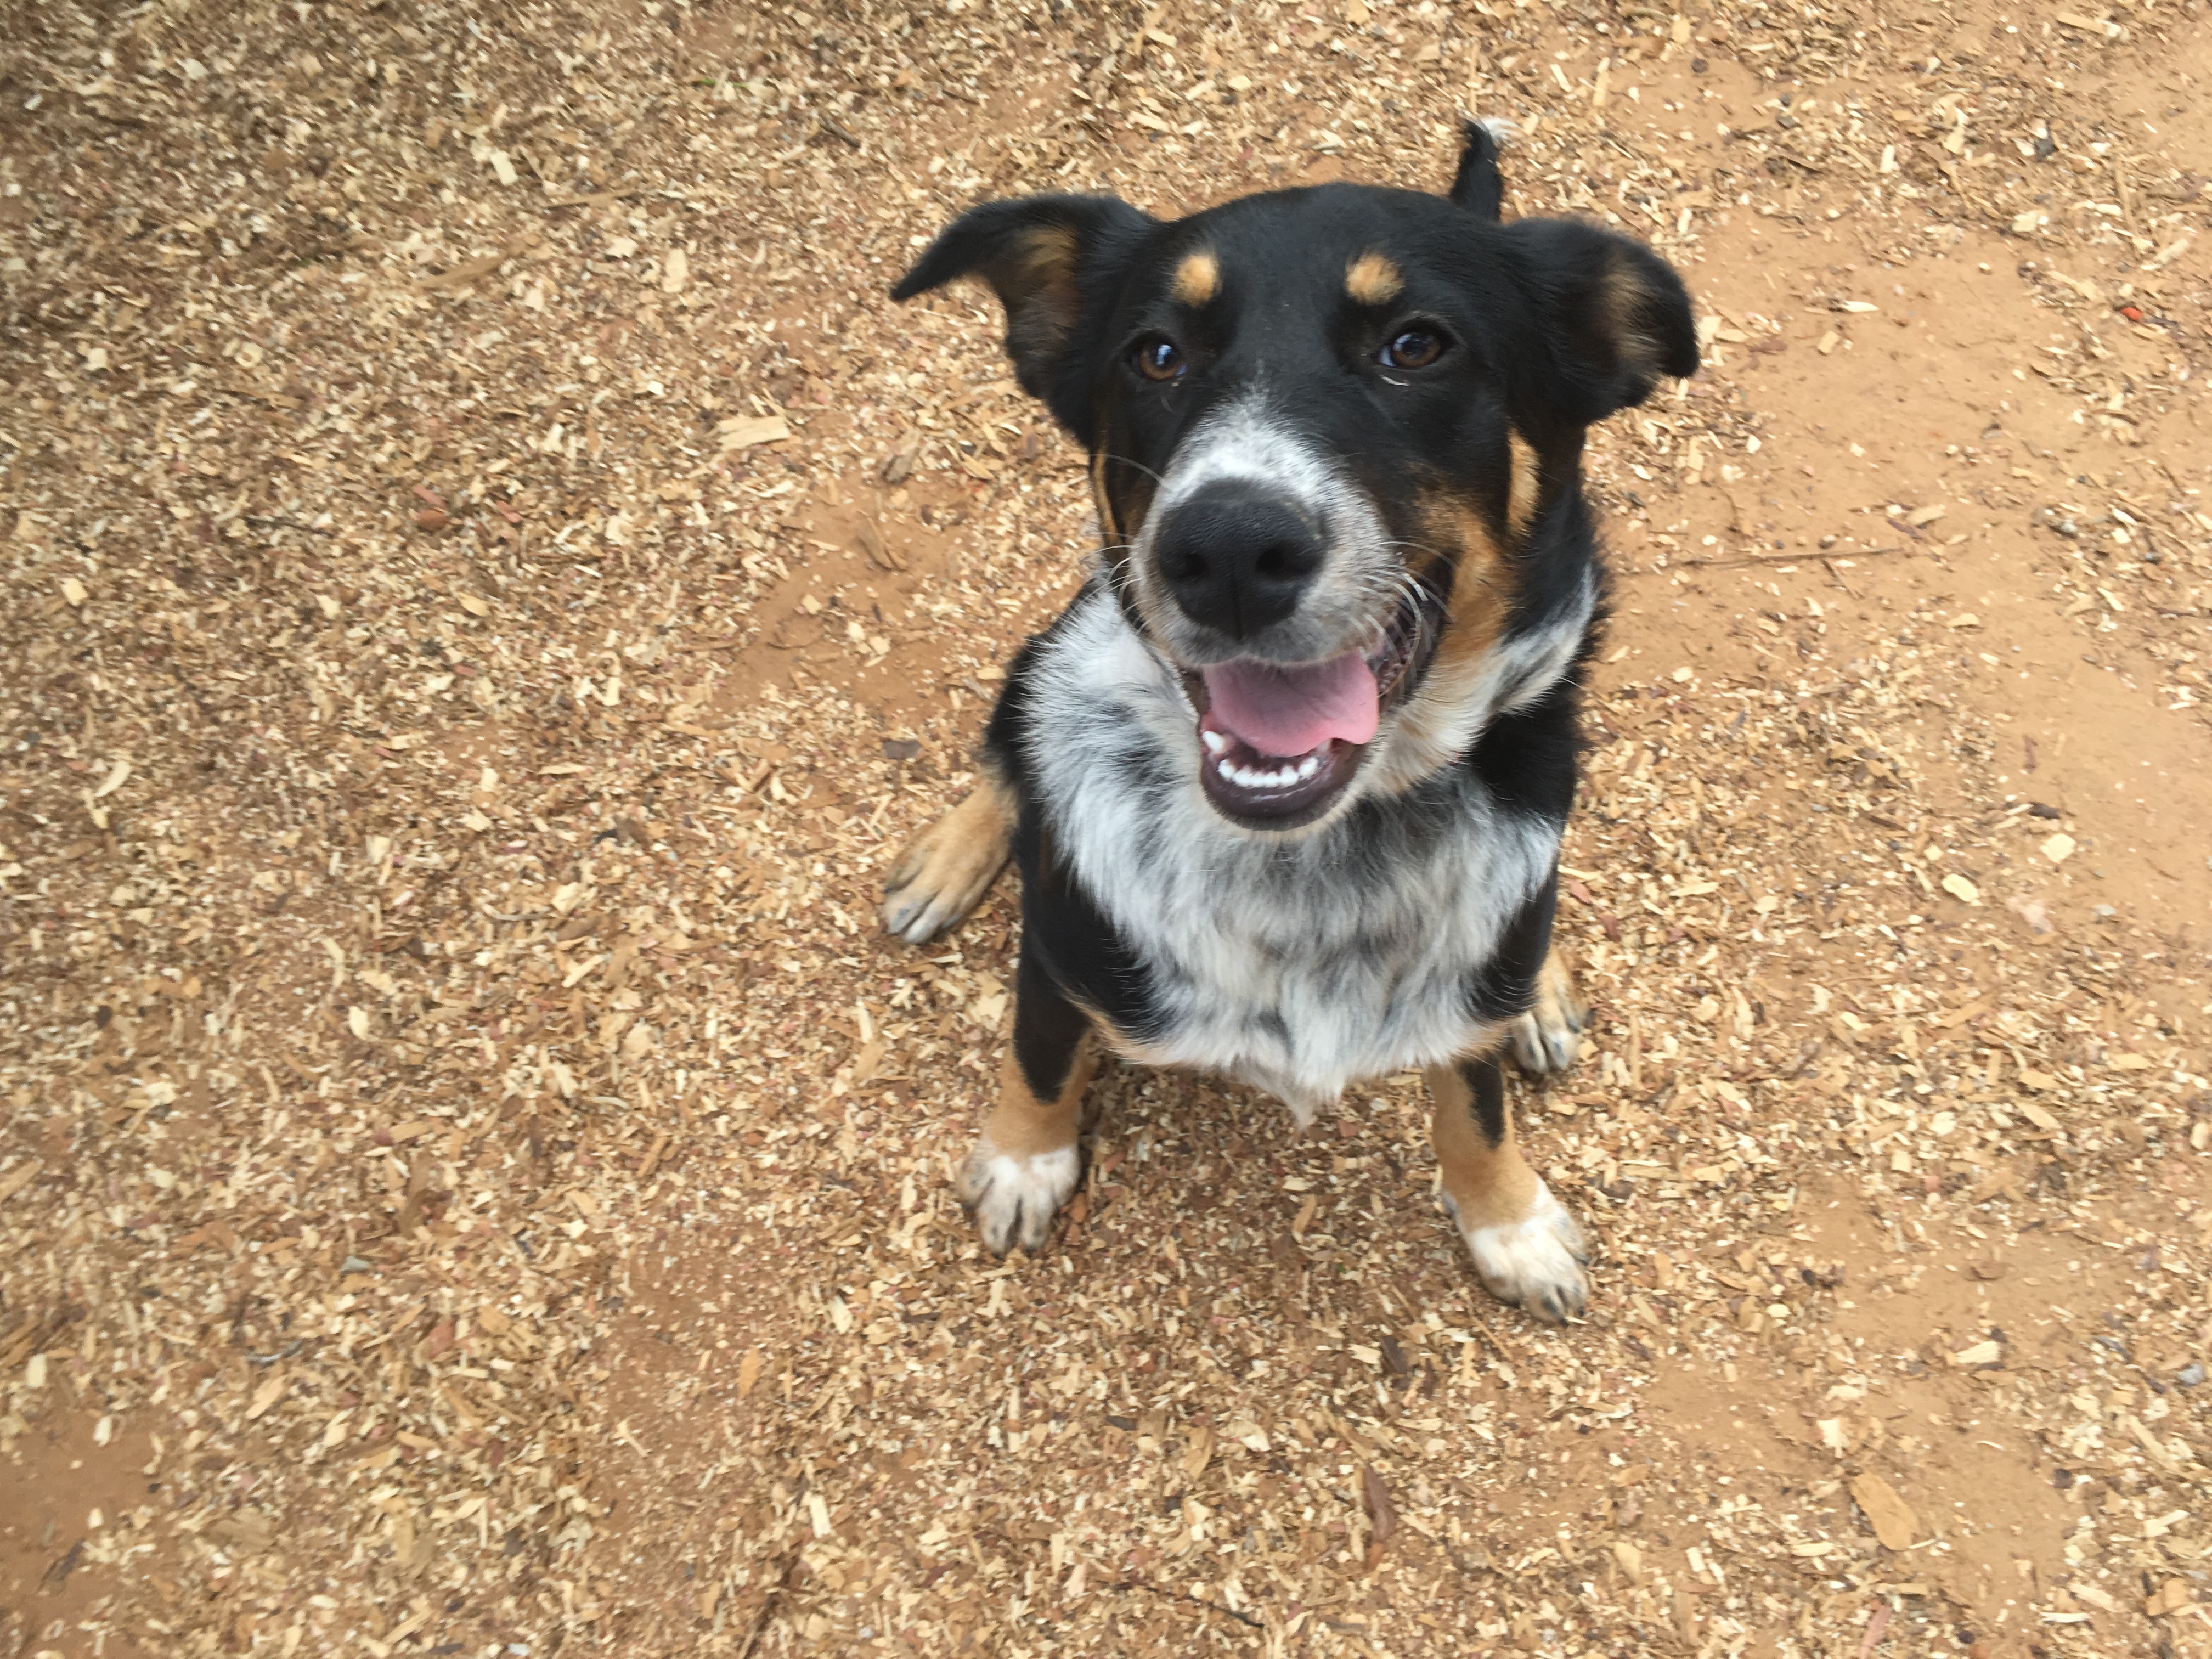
[892,195,1155,436]
[1447,118,1508,222]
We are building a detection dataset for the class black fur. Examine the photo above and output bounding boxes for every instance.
[1447,120,1506,222]
[902,129,1695,1113]
[1459,1052,1510,1149]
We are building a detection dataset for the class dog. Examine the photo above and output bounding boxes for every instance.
[878,123,1695,1322]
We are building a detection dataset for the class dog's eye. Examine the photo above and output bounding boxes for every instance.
[1380,330,1444,370]
[1132,337,1185,382]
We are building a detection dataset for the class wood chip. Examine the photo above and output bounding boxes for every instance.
[1848,1474,1918,1549]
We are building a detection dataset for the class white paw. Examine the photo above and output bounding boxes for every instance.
[957,1144,1080,1255]
[1510,1005,1584,1075]
[1451,1181,1589,1323]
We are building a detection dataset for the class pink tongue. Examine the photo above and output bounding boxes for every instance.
[1202,652,1380,759]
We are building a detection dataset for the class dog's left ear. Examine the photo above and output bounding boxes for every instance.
[1501,217,1698,431]
[891,194,1155,436]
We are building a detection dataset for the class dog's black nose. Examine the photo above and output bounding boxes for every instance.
[1153,484,1325,641]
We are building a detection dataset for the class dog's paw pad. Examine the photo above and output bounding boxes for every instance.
[956,1144,1080,1255]
[1454,1182,1589,1323]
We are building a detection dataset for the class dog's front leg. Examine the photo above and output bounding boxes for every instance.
[1427,1051,1589,1322]
[958,950,1095,1254]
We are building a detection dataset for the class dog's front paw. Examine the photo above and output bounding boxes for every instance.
[957,1142,1080,1255]
[1451,1180,1589,1323]
[881,782,1013,945]
[1510,953,1588,1075]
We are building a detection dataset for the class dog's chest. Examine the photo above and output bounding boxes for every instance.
[1107,804,1550,1110]
[1026,596,1558,1113]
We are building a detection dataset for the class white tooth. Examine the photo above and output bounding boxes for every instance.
[1295,755,1319,781]
[1202,729,1228,755]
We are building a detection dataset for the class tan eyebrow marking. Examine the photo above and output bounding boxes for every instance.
[1170,249,1220,307]
[1345,250,1403,306]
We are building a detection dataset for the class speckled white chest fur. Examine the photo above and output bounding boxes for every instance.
[1023,583,1585,1120]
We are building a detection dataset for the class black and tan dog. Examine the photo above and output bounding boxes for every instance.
[879,125,1694,1321]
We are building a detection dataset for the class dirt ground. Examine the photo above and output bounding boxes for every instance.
[3,0,2210,1655]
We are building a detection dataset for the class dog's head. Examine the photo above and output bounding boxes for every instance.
[893,123,1696,832]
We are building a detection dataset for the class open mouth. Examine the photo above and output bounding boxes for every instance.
[1183,580,1441,828]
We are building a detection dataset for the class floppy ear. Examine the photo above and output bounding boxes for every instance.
[891,194,1155,437]
[1447,117,1508,222]
[1502,217,1699,431]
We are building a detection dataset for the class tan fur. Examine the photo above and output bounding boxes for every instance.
[1369,493,1513,793]
[1170,249,1220,307]
[1506,431,1542,542]
[879,764,1015,941]
[1424,1048,1542,1235]
[1529,946,1585,1037]
[1090,449,1118,544]
[1345,250,1403,306]
[978,1028,1097,1160]
[1595,248,1670,381]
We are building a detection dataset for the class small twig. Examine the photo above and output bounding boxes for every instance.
[1464,1304,1516,1361]
[1107,1578,1263,1630]
[543,187,644,210]
[1635,544,1908,573]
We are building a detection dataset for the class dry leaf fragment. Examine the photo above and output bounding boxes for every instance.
[246,1372,287,1420]
[424,253,505,290]
[1361,1465,1398,1549]
[855,519,904,572]
[2147,1578,2194,1617]
[1949,1339,2002,1367]
[2018,1101,2061,1131]
[458,593,490,617]
[737,1348,763,1399]
[1940,874,1979,905]
[1182,1424,1215,1479]
[1848,1473,1917,1549]
[2040,833,2076,864]
[0,1159,43,1205]
[661,247,689,294]
[60,576,88,606]
[718,415,790,451]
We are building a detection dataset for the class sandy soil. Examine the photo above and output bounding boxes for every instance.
[2,1,2210,1656]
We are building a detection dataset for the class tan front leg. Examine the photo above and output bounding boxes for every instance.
[1427,1049,1588,1322]
[882,763,1014,944]
[956,958,1095,1254]
[1509,945,1588,1075]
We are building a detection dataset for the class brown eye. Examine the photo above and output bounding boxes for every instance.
[1132,337,1185,381]
[1381,329,1443,370]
